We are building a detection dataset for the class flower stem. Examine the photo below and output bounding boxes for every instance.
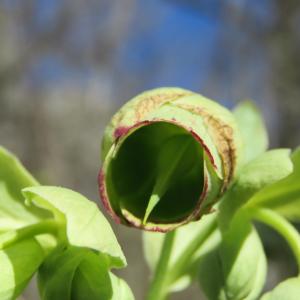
[251,208,300,273]
[0,219,61,249]
[146,231,176,300]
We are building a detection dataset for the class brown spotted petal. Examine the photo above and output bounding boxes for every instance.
[99,87,242,231]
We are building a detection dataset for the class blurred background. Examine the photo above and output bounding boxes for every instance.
[0,0,299,299]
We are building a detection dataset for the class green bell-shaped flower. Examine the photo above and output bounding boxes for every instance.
[99,87,242,231]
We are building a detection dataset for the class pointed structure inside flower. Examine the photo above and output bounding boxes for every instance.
[99,87,242,231]
[143,135,198,224]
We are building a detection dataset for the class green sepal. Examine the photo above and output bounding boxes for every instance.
[0,238,45,300]
[22,186,126,268]
[233,101,268,164]
[219,149,293,230]
[260,277,300,300]
[248,148,300,221]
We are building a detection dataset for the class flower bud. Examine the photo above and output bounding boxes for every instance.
[99,88,242,231]
[38,245,133,300]
[198,225,267,300]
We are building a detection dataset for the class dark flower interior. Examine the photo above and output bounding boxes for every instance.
[106,122,204,224]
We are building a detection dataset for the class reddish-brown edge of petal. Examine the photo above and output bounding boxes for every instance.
[113,120,151,140]
[98,169,121,224]
[114,126,131,139]
[121,209,182,232]
[187,175,209,221]
[113,120,216,171]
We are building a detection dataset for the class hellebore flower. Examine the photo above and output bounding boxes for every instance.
[99,87,242,231]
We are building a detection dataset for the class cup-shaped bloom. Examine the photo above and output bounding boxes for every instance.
[99,88,242,231]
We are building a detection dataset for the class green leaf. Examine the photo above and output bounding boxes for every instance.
[0,238,45,300]
[38,246,133,300]
[38,246,88,300]
[0,219,59,251]
[233,101,268,164]
[22,186,126,268]
[198,223,267,300]
[249,148,300,221]
[0,146,48,231]
[219,149,293,229]
[110,273,135,300]
[260,277,300,300]
[71,250,112,300]
[143,213,219,292]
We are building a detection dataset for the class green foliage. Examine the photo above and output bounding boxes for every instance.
[233,101,269,163]
[199,229,266,300]
[0,239,45,300]
[0,147,46,231]
[109,273,135,300]
[249,148,300,221]
[0,146,131,300]
[198,222,267,300]
[38,245,133,300]
[219,149,293,230]
[23,186,126,268]
[261,278,300,300]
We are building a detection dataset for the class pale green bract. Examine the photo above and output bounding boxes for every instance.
[248,148,300,221]
[22,186,126,268]
[233,101,269,164]
[0,146,46,231]
[219,149,293,230]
